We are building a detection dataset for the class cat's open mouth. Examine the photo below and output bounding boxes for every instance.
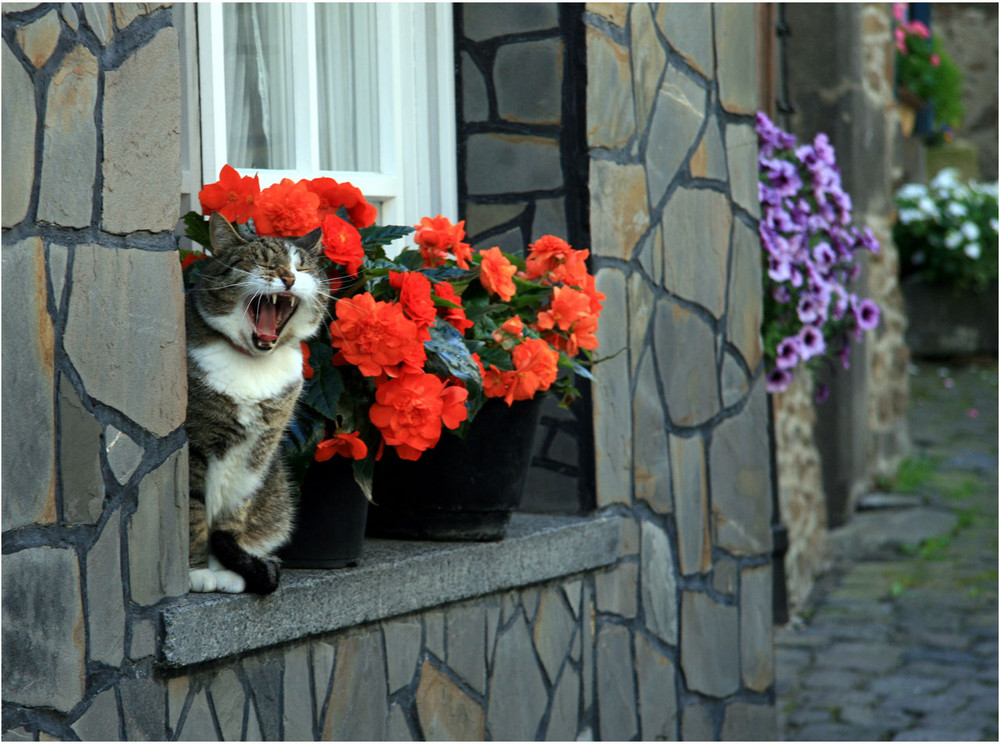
[247,293,298,351]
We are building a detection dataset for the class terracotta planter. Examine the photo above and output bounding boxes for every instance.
[366,397,545,541]
[897,88,925,138]
[278,455,369,568]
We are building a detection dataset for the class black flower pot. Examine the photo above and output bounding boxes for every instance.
[366,396,545,541]
[279,455,369,568]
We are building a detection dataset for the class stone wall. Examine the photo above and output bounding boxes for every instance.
[932,3,999,181]
[583,3,776,737]
[2,2,187,738]
[2,2,777,740]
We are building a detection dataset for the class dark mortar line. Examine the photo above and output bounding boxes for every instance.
[201,687,226,743]
[458,26,565,60]
[530,455,581,479]
[1,520,98,555]
[422,650,489,710]
[583,10,628,47]
[717,217,737,408]
[463,119,564,138]
[98,7,173,72]
[465,186,570,208]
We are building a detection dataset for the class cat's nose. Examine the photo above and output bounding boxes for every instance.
[279,274,295,290]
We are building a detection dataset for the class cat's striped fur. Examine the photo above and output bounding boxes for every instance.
[186,213,327,594]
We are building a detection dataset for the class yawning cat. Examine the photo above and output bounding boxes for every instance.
[186,212,327,593]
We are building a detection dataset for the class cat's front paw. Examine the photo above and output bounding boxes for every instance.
[243,557,280,595]
[188,567,247,593]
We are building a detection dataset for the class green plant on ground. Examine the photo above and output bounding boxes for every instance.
[891,454,941,493]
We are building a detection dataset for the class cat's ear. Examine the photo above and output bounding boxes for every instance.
[208,212,247,253]
[292,226,324,257]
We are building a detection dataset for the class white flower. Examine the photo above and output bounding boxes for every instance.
[990,218,998,233]
[932,168,961,190]
[964,243,981,260]
[961,221,981,241]
[944,230,963,249]
[918,196,938,216]
[898,183,928,200]
[947,201,968,218]
[898,208,924,224]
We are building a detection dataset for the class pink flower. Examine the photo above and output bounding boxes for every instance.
[894,27,908,54]
[930,53,941,67]
[892,3,907,23]
[908,20,931,39]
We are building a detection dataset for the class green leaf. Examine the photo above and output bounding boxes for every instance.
[424,320,484,408]
[352,451,376,503]
[300,344,344,421]
[184,211,212,249]
[282,406,327,490]
[360,224,414,250]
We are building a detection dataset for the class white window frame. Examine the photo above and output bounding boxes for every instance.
[183,2,458,228]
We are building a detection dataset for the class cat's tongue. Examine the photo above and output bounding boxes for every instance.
[254,299,279,344]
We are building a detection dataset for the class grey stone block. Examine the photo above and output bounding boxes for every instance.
[383,618,422,693]
[1,44,36,227]
[130,618,157,660]
[595,623,638,741]
[726,218,764,369]
[1,546,85,712]
[712,555,738,595]
[680,591,740,697]
[447,602,487,694]
[47,243,69,311]
[592,268,631,507]
[658,3,713,77]
[740,565,774,692]
[105,424,145,485]
[61,3,78,30]
[670,433,710,575]
[37,44,98,228]
[634,632,677,739]
[586,25,635,149]
[721,350,749,408]
[63,244,186,437]
[726,123,761,218]
[176,689,218,741]
[546,665,580,739]
[466,133,563,196]
[495,39,562,125]
[86,509,125,665]
[633,337,672,514]
[1,237,56,530]
[681,702,715,740]
[127,449,188,605]
[530,198,567,243]
[415,660,485,740]
[82,3,113,45]
[388,702,414,741]
[654,296,719,427]
[646,66,707,207]
[640,522,677,643]
[72,687,121,741]
[691,116,728,181]
[208,669,245,741]
[464,202,526,240]
[462,3,558,41]
[629,3,667,129]
[311,638,336,715]
[488,613,547,741]
[15,8,60,67]
[281,644,312,741]
[322,628,388,740]
[636,223,664,287]
[425,608,446,660]
[661,186,731,319]
[594,561,638,619]
[460,51,488,123]
[102,27,181,234]
[714,4,757,114]
[241,653,282,740]
[60,382,105,524]
[533,586,576,684]
[709,385,773,554]
[628,270,655,376]
[120,671,167,739]
[589,160,649,260]
[721,701,778,741]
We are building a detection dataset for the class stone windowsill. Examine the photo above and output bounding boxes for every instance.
[158,512,622,668]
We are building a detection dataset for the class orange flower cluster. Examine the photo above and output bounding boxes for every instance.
[329,293,426,378]
[198,166,377,276]
[370,373,468,460]
[481,338,559,406]
[413,215,473,269]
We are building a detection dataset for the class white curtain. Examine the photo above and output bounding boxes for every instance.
[223,4,296,170]
[316,4,380,172]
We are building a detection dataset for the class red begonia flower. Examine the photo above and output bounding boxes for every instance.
[478,247,517,302]
[252,179,322,237]
[199,165,260,224]
[321,213,364,276]
[369,373,468,460]
[314,431,368,461]
[329,293,426,378]
[303,177,377,229]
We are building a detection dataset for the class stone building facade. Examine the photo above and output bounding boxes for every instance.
[2,3,776,740]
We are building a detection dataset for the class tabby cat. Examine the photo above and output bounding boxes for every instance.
[186,212,327,594]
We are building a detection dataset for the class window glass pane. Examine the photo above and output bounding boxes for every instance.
[316,4,380,171]
[222,3,297,169]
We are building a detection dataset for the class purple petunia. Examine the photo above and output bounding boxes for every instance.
[853,298,880,331]
[765,367,794,394]
[797,325,827,361]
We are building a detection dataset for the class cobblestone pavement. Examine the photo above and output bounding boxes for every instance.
[776,360,999,741]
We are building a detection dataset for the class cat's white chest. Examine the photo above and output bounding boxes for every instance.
[189,340,302,405]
